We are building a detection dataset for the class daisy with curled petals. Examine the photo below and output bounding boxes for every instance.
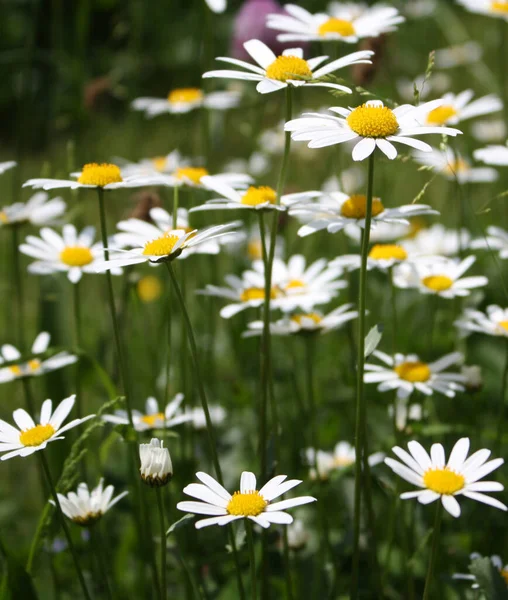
[456,0,508,20]
[0,161,16,175]
[0,331,77,384]
[474,141,508,166]
[0,192,66,228]
[306,441,385,480]
[393,255,488,298]
[0,394,94,461]
[455,305,508,338]
[203,39,373,95]
[288,190,438,237]
[285,99,462,161]
[364,350,465,399]
[177,471,316,529]
[419,90,502,128]
[453,553,508,589]
[19,225,121,284]
[384,437,507,517]
[413,148,498,183]
[50,479,128,526]
[103,394,192,432]
[131,88,240,117]
[266,3,404,44]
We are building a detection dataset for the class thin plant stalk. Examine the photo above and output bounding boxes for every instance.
[246,521,257,600]
[11,225,26,350]
[495,338,508,453]
[156,488,167,600]
[91,525,113,600]
[351,151,375,600]
[422,501,443,600]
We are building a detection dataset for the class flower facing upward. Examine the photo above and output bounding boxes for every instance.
[177,471,316,529]
[139,438,173,487]
[50,480,128,527]
[103,395,192,432]
[385,437,507,517]
[455,306,508,338]
[420,90,502,127]
[0,395,94,460]
[131,88,241,117]
[0,192,66,228]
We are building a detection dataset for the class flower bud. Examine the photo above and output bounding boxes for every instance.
[139,438,173,487]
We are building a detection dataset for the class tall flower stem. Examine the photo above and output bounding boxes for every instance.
[11,225,26,350]
[164,261,245,600]
[351,151,375,600]
[156,488,167,600]
[246,521,257,600]
[38,452,92,600]
[495,338,508,453]
[422,501,443,600]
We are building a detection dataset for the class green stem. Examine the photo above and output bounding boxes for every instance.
[91,525,113,600]
[172,185,179,230]
[246,521,257,600]
[38,452,92,600]
[73,281,84,423]
[422,501,443,600]
[26,502,51,574]
[156,488,167,600]
[351,151,375,600]
[11,225,26,351]
[495,339,508,453]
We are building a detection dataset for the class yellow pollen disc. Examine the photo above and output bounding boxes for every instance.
[247,240,263,260]
[137,276,163,303]
[291,313,322,325]
[77,163,123,187]
[28,359,41,372]
[423,468,465,495]
[60,246,94,267]
[285,279,306,290]
[426,105,457,126]
[341,194,384,219]
[241,186,277,207]
[395,361,431,382]
[0,212,8,224]
[240,287,278,302]
[265,55,312,82]
[500,568,508,585]
[143,233,180,257]
[422,275,453,292]
[9,365,22,376]
[140,412,165,427]
[227,491,268,516]
[152,157,168,172]
[499,320,508,332]
[346,104,399,138]
[19,423,55,447]
[318,17,356,37]
[368,244,408,261]
[492,1,508,13]
[175,167,209,185]
[167,88,204,104]
[445,159,469,175]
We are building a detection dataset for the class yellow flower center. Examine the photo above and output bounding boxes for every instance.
[77,163,123,187]
[317,17,356,37]
[28,359,41,372]
[59,246,94,267]
[395,361,431,382]
[368,244,408,261]
[241,186,277,207]
[499,320,508,332]
[140,412,165,427]
[143,233,180,257]
[444,159,469,175]
[346,104,399,138]
[152,157,168,172]
[247,240,263,260]
[227,491,268,516]
[423,468,465,495]
[19,423,56,447]
[167,88,204,104]
[422,275,454,292]
[291,313,322,325]
[265,55,312,82]
[72,511,103,527]
[341,195,385,219]
[333,456,355,468]
[426,105,457,126]
[137,276,163,303]
[491,1,508,13]
[0,212,8,224]
[501,568,508,585]
[240,287,278,302]
[175,167,209,185]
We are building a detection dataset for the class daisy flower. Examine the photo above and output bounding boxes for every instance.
[266,3,404,43]
[344,221,412,245]
[420,91,502,127]
[183,405,226,430]
[19,225,121,284]
[401,224,471,257]
[413,148,498,183]
[0,394,94,461]
[244,304,358,337]
[203,39,373,95]
[131,88,240,117]
[0,332,77,384]
[455,305,508,338]
[140,438,173,487]
[474,141,508,166]
[470,226,508,258]
[0,192,66,228]
[177,470,316,529]
[456,0,508,20]
[471,119,507,143]
[331,243,420,273]
[384,437,507,517]
[0,161,16,175]
[434,42,483,69]
[288,190,438,237]
[364,350,465,399]
[453,553,508,589]
[103,394,191,432]
[306,441,385,480]
[285,99,462,161]
[50,479,128,526]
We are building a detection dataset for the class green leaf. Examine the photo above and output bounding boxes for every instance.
[166,514,194,535]
[364,324,383,359]
[469,556,508,600]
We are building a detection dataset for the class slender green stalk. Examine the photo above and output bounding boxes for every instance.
[495,338,508,453]
[38,452,92,600]
[156,488,167,600]
[246,521,257,600]
[73,281,84,422]
[91,525,113,600]
[422,501,443,600]
[351,151,375,600]
[11,225,26,351]
[26,501,51,573]
[172,185,179,230]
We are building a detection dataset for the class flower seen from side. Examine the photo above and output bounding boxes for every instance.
[0,192,66,228]
[456,0,508,20]
[474,141,508,166]
[413,147,498,183]
[455,305,508,338]
[103,395,191,432]
[306,441,385,480]
[420,90,502,127]
[140,438,173,487]
[131,88,241,116]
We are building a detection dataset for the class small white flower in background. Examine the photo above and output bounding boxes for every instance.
[453,553,508,589]
[385,437,507,517]
[0,332,77,384]
[184,405,226,430]
[331,243,419,273]
[344,221,412,245]
[471,119,506,143]
[393,255,488,298]
[50,479,128,526]
[413,147,498,183]
[177,470,316,529]
[306,441,385,480]
[225,224,285,262]
[244,304,358,337]
[461,365,483,393]
[140,438,173,487]
[0,394,94,461]
[388,397,424,432]
[419,90,502,127]
[222,153,271,178]
[286,519,310,550]
[103,394,192,432]
[434,42,483,69]
[396,72,450,103]
[470,226,508,259]
[131,88,240,117]
[474,140,508,166]
[0,192,66,228]
[401,224,471,257]
[203,39,373,95]
[455,305,508,338]
[266,3,404,43]
[321,167,365,196]
[456,0,508,20]
[0,161,16,175]
[403,0,437,18]
[285,99,462,161]
[364,350,465,399]
[205,0,226,13]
